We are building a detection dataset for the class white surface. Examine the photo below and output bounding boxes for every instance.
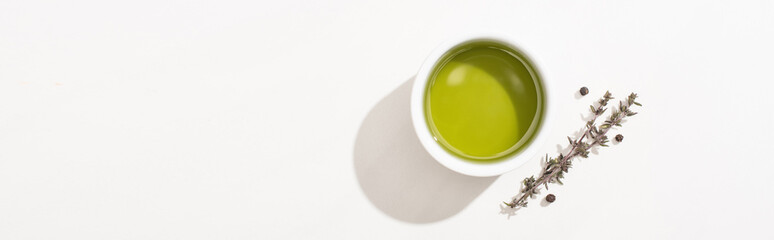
[0,0,772,239]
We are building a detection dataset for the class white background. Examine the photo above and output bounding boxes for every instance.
[1,0,773,239]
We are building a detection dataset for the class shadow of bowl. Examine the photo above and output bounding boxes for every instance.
[353,77,498,223]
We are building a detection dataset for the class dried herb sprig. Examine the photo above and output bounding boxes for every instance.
[503,91,641,208]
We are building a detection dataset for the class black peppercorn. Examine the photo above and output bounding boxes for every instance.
[615,134,624,142]
[579,87,589,96]
[545,194,556,203]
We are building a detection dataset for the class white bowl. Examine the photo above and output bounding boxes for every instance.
[410,34,553,177]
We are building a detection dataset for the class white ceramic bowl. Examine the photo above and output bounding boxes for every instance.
[410,35,553,177]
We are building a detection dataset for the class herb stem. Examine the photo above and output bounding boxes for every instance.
[508,113,599,207]
[504,91,639,209]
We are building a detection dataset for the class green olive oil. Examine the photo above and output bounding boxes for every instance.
[424,41,544,162]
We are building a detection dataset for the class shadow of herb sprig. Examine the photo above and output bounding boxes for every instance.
[504,91,641,209]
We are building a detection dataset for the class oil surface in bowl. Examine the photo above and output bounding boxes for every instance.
[424,42,543,161]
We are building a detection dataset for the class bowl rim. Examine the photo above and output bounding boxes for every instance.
[410,34,554,177]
